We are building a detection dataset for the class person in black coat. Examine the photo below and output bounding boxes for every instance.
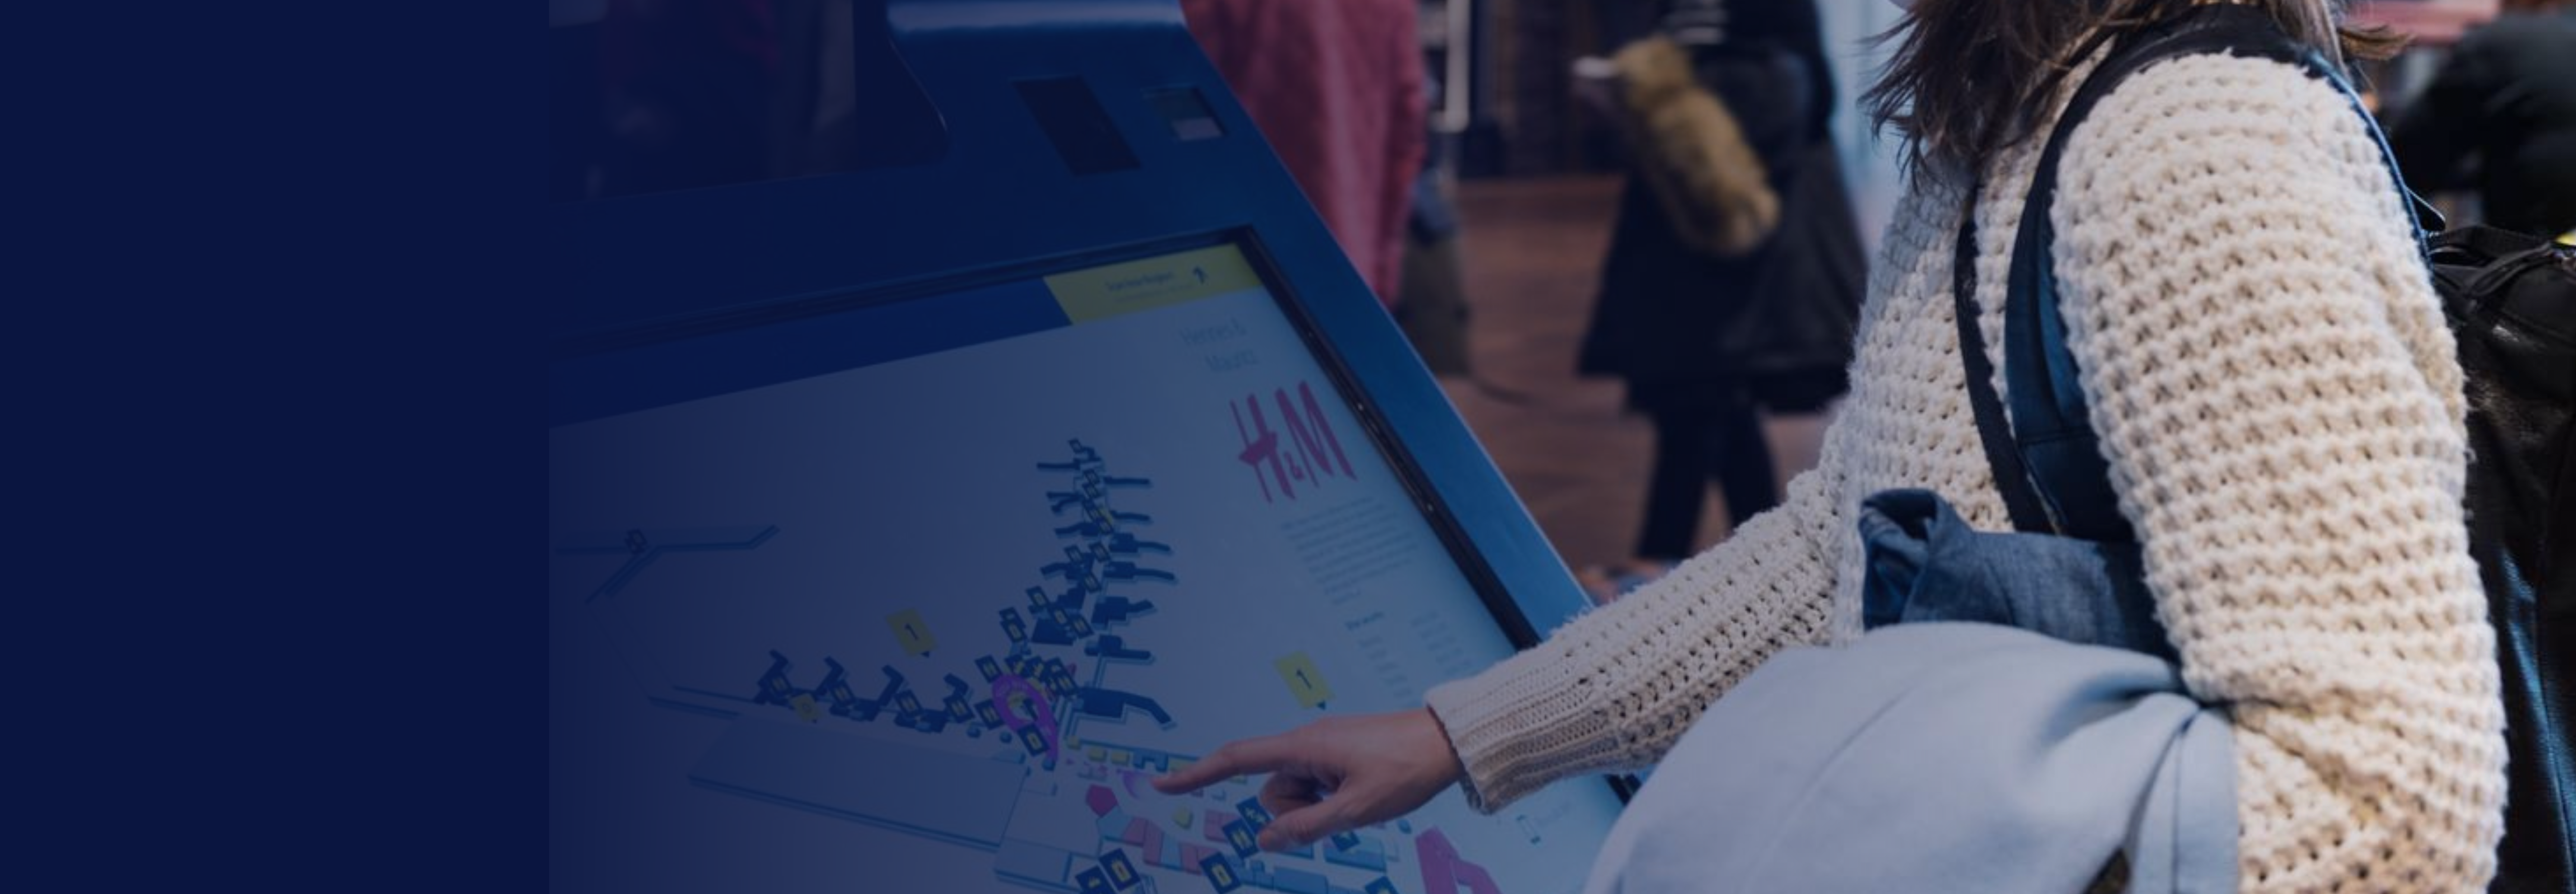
[1579,0,1864,572]
[2389,0,2576,239]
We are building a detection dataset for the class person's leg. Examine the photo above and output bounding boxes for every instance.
[1635,406,1709,562]
[1705,397,1778,529]
[1395,232,1473,377]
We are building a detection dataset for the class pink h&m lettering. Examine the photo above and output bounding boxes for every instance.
[1230,381,1357,502]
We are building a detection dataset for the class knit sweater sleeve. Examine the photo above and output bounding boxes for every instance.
[1420,457,1843,812]
[2051,56,2507,893]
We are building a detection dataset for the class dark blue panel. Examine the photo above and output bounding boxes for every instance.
[1015,76,1143,175]
[551,278,1068,426]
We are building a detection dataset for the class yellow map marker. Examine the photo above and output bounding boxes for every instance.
[1274,652,1333,709]
[887,609,937,656]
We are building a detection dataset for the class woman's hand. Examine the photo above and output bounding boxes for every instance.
[1152,708,1466,851]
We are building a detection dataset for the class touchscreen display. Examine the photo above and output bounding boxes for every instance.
[551,241,1623,894]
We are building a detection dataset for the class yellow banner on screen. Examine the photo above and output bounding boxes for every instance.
[1045,244,1262,324]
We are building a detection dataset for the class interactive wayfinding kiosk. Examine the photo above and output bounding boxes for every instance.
[550,2,1627,891]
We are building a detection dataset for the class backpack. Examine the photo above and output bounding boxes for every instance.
[1979,6,2574,890]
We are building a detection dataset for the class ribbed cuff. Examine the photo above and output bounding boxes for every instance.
[1421,641,1625,814]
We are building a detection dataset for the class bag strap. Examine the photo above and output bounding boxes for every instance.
[1958,3,2440,540]
[1952,213,2056,533]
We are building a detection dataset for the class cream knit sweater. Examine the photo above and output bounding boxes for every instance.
[1423,51,2508,893]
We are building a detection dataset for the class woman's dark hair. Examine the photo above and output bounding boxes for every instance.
[1863,0,2403,171]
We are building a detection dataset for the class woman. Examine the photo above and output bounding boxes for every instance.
[1159,0,2509,889]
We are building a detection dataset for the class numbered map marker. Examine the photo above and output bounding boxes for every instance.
[1273,652,1332,709]
[887,609,937,656]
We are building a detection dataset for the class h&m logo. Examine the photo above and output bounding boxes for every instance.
[1230,381,1356,503]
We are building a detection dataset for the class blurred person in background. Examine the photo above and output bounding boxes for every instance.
[1180,0,1427,308]
[1577,0,1863,593]
[1396,74,1474,378]
[2390,0,2576,240]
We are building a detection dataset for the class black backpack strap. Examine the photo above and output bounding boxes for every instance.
[1952,12,2255,538]
[1952,210,2055,533]
[1993,15,2274,540]
[1988,4,2437,541]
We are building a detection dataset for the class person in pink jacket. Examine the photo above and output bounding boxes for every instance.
[1178,0,1426,308]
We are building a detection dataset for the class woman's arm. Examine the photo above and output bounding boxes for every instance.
[2053,54,2507,893]
[1155,451,1850,837]
[1423,462,1843,811]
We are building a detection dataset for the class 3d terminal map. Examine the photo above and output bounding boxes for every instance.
[558,442,1530,894]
